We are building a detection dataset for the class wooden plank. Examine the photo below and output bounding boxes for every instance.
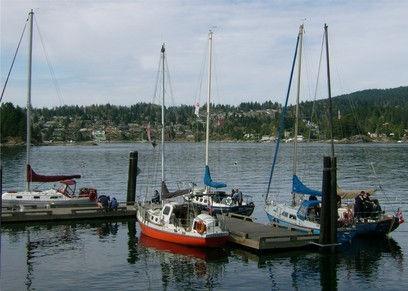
[219,214,319,251]
[1,204,137,223]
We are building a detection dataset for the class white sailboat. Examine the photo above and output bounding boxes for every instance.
[264,24,402,238]
[137,44,229,247]
[184,30,255,216]
[2,11,98,208]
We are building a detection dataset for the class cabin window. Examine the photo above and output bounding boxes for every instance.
[16,196,23,199]
[282,211,289,217]
[203,199,208,204]
[50,196,59,199]
[33,196,40,199]
[199,198,203,203]
[289,214,296,220]
[163,206,171,215]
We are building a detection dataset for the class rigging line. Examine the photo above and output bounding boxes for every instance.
[164,56,175,107]
[330,35,386,196]
[0,20,28,103]
[265,32,300,202]
[152,54,162,105]
[195,41,208,112]
[309,32,325,141]
[34,16,65,106]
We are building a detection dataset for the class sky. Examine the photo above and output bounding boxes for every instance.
[1,0,407,108]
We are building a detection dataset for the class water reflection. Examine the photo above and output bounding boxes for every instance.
[1,220,404,290]
[231,236,403,289]
[138,233,229,289]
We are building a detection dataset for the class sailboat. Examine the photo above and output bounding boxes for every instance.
[184,30,255,216]
[1,11,98,208]
[264,24,402,237]
[137,44,229,247]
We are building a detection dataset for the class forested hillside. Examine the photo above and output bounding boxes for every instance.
[1,86,407,144]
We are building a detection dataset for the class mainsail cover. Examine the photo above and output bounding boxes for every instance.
[161,181,190,199]
[203,165,227,189]
[27,164,81,183]
[292,175,322,196]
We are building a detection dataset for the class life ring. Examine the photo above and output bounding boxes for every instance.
[195,220,206,234]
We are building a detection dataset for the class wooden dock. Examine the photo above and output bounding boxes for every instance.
[219,213,319,251]
[1,203,137,223]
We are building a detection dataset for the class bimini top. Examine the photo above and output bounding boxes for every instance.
[203,165,227,189]
[292,175,322,196]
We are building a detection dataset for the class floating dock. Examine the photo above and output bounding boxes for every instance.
[1,203,137,223]
[219,213,319,251]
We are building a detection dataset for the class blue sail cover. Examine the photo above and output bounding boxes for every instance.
[204,165,227,189]
[292,175,322,196]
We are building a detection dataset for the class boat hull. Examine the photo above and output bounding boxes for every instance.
[265,204,400,238]
[138,220,228,248]
[2,191,96,208]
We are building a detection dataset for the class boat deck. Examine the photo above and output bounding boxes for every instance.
[1,203,137,223]
[219,213,319,251]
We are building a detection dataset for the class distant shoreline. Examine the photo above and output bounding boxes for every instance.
[1,139,407,147]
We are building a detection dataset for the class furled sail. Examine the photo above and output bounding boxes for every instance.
[292,175,321,196]
[161,181,190,199]
[203,165,227,189]
[27,164,81,183]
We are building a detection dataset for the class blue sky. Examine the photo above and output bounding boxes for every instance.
[1,0,407,108]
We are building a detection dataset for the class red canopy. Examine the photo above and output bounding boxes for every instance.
[27,164,81,183]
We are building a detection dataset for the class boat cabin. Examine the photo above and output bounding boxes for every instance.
[297,200,321,222]
[161,203,197,228]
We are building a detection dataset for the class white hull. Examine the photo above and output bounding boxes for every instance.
[2,190,95,208]
[265,202,319,233]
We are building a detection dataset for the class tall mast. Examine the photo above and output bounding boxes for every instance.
[292,23,303,206]
[205,30,213,167]
[26,10,34,191]
[324,24,335,159]
[293,24,304,177]
[161,44,165,189]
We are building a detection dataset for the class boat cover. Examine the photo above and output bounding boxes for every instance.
[292,175,322,196]
[337,188,376,199]
[27,164,81,183]
[203,165,227,189]
[161,181,190,199]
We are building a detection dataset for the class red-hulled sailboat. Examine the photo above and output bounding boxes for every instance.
[137,43,228,248]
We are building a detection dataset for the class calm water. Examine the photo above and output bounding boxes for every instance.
[1,142,408,290]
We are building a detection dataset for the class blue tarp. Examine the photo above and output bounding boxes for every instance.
[292,175,322,196]
[204,165,227,189]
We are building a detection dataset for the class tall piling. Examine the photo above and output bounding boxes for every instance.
[0,165,3,225]
[126,151,138,205]
[319,156,337,248]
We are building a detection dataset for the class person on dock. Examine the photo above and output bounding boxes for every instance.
[109,197,118,210]
[97,195,110,210]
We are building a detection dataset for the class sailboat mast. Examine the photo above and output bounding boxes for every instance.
[26,10,34,191]
[293,24,304,177]
[324,24,335,159]
[205,30,213,167]
[161,44,165,187]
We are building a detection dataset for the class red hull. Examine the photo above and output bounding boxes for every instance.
[138,221,228,248]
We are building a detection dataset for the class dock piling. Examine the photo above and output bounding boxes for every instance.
[319,156,337,249]
[126,151,138,205]
[0,165,2,225]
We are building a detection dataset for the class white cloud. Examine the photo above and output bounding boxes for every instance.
[1,0,407,108]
